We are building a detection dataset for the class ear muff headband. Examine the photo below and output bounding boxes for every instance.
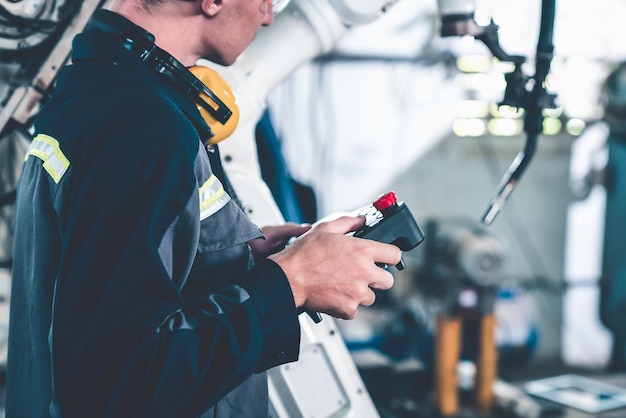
[88,9,239,144]
[150,48,239,144]
[188,66,240,144]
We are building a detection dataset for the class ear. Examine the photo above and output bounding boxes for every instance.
[200,0,223,17]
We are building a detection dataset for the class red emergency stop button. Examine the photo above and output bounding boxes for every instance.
[373,191,397,211]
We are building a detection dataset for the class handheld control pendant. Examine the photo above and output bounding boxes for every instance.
[304,191,425,323]
[353,191,425,270]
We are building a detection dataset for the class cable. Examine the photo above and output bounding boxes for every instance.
[480,0,557,225]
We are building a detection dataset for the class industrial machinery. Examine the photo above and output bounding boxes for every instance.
[436,0,558,225]
[0,0,559,416]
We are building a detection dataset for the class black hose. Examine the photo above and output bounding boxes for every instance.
[481,0,556,225]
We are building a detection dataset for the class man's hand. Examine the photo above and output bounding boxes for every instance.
[248,223,312,259]
[268,216,402,320]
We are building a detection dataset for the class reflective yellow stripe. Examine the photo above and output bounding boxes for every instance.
[25,134,70,184]
[199,174,230,220]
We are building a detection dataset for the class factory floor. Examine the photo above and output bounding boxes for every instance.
[0,357,622,418]
[359,359,626,418]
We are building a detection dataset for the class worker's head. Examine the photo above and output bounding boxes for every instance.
[111,0,282,66]
[195,0,276,65]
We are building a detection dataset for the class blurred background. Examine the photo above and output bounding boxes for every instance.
[2,0,626,416]
[262,0,625,373]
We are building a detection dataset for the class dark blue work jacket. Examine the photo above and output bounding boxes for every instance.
[6,14,299,418]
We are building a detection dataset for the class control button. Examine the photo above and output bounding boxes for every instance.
[373,191,397,211]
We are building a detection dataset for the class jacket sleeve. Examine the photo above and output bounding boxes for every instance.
[48,95,300,418]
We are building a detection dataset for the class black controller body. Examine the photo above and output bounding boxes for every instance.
[353,202,425,255]
[352,201,425,271]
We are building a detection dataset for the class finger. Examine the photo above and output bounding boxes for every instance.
[360,288,377,307]
[281,223,312,238]
[318,215,366,234]
[369,269,395,291]
[263,223,309,236]
[371,242,403,267]
[353,237,403,267]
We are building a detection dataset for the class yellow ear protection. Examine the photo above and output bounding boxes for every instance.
[188,66,240,144]
[88,9,239,144]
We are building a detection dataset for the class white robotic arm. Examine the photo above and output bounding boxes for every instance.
[196,0,404,226]
[435,0,484,37]
[238,0,404,98]
[241,0,475,91]
[436,0,474,15]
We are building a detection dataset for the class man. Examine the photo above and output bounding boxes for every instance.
[5,0,401,417]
